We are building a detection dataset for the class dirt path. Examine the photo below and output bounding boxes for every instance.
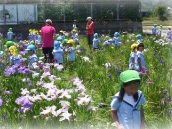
[142,26,167,38]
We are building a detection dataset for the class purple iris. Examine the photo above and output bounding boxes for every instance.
[4,67,16,76]
[4,91,13,95]
[15,96,33,112]
[0,99,3,106]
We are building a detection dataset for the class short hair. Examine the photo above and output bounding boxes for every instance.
[46,19,52,25]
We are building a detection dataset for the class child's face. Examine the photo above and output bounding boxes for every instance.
[28,50,34,55]
[124,81,139,96]
[138,46,144,52]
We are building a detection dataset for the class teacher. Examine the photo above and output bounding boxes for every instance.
[41,19,56,63]
[86,17,94,51]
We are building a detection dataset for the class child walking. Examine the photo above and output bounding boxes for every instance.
[93,33,100,50]
[129,43,139,71]
[137,43,146,71]
[7,28,13,41]
[53,41,64,64]
[111,70,146,129]
[136,34,142,44]
[25,44,38,68]
[167,26,172,40]
[8,46,21,65]
[113,32,120,47]
[152,24,157,35]
[64,39,75,62]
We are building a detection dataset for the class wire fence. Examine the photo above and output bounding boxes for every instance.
[0,2,141,25]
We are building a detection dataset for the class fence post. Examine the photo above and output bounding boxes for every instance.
[91,3,93,18]
[117,1,119,21]
[63,3,66,30]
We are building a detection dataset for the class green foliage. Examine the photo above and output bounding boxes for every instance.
[154,6,168,21]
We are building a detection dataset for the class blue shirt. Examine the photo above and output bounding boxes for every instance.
[53,48,64,64]
[129,52,139,71]
[10,55,21,65]
[7,32,13,41]
[113,37,120,46]
[93,38,100,49]
[137,51,146,69]
[67,47,75,62]
[152,27,157,35]
[111,90,146,129]
[28,54,38,68]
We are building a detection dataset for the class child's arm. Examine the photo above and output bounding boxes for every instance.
[140,106,145,129]
[111,110,123,129]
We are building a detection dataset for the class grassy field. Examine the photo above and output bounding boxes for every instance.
[0,32,172,129]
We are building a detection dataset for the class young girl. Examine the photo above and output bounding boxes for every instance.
[7,28,13,41]
[71,29,80,46]
[157,25,162,37]
[129,43,139,71]
[53,41,64,64]
[8,46,21,65]
[152,24,157,35]
[25,44,38,68]
[167,26,172,40]
[93,33,100,50]
[137,43,146,72]
[111,70,146,129]
[64,39,75,62]
[113,32,120,47]
[136,34,142,44]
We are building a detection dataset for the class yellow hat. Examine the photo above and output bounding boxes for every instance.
[67,39,75,46]
[9,46,18,56]
[131,43,138,51]
[168,26,171,29]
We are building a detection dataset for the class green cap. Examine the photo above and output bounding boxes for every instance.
[120,70,140,83]
[5,41,14,47]
[8,28,12,32]
[62,39,68,44]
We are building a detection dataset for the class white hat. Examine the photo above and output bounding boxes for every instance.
[46,19,52,24]
[86,17,92,20]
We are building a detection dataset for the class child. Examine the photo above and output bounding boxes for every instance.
[64,39,75,62]
[59,30,65,41]
[4,41,14,48]
[103,39,113,46]
[37,30,42,48]
[7,28,13,41]
[129,43,139,71]
[8,46,21,65]
[25,44,38,68]
[157,25,162,37]
[152,24,157,35]
[53,41,64,64]
[167,26,172,40]
[113,32,120,47]
[136,34,142,44]
[4,41,15,64]
[71,29,80,46]
[93,33,100,50]
[111,70,146,129]
[137,43,146,71]
[0,50,4,71]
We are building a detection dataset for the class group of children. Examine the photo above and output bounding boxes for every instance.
[0,27,81,69]
[152,24,172,40]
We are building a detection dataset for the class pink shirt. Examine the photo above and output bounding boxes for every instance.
[86,21,94,35]
[41,25,56,48]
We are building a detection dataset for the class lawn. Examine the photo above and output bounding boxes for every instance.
[0,33,172,129]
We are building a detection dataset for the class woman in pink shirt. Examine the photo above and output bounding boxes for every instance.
[86,17,94,51]
[41,19,56,63]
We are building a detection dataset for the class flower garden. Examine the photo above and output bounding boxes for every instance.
[0,32,172,129]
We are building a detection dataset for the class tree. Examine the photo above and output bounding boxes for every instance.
[154,6,168,21]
